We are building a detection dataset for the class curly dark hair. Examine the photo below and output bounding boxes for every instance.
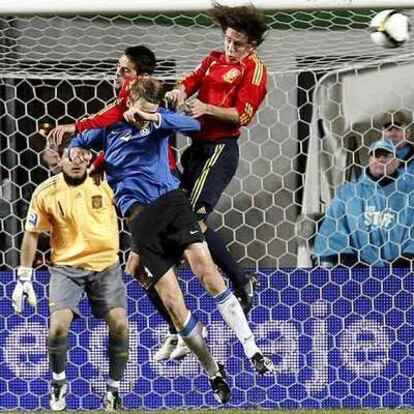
[209,4,268,46]
[129,77,165,104]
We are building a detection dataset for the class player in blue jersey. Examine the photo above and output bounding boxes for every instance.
[69,77,275,395]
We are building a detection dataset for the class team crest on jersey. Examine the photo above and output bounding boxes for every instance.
[92,195,103,209]
[222,68,241,83]
[140,127,150,137]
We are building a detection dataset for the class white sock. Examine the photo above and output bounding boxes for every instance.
[52,371,66,382]
[214,288,260,358]
[108,378,120,390]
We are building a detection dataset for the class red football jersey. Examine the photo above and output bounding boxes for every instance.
[181,50,267,142]
[75,79,132,133]
[74,79,177,170]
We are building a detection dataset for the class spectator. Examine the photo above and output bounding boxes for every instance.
[313,139,414,268]
[381,109,414,171]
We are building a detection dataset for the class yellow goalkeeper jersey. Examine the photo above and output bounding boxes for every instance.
[25,173,119,271]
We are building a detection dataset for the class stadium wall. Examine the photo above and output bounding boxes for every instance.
[1,268,413,410]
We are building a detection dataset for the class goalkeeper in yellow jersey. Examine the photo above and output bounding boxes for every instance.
[11,142,127,412]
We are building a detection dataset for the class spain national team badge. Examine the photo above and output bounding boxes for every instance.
[223,68,241,83]
[92,195,103,209]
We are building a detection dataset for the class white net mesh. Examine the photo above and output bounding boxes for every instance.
[2,7,414,411]
[1,9,414,270]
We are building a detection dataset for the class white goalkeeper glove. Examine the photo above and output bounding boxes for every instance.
[12,266,37,313]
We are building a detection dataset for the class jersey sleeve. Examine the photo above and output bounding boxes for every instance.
[236,56,268,126]
[75,100,126,132]
[181,53,215,97]
[70,128,106,151]
[25,193,52,233]
[74,79,135,132]
[158,109,201,134]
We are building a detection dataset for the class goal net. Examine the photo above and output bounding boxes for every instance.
[1,1,414,410]
[1,4,414,270]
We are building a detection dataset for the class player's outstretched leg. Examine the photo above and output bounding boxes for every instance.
[200,223,258,315]
[178,314,230,404]
[204,227,259,314]
[184,242,276,375]
[154,270,231,403]
[146,285,185,361]
[126,251,184,361]
[214,287,276,375]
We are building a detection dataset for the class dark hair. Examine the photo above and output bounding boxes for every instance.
[129,77,165,104]
[124,45,156,75]
[209,4,268,46]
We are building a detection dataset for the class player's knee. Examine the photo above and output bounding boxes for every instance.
[49,322,70,338]
[109,318,129,338]
[49,309,73,336]
[106,308,128,337]
[125,251,140,275]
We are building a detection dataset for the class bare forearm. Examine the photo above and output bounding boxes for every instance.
[185,97,240,124]
[20,231,39,267]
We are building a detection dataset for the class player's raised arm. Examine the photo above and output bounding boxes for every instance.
[185,98,239,124]
[49,45,157,146]
[48,124,76,146]
[69,127,106,152]
[157,108,201,133]
[164,85,187,109]
[75,100,126,132]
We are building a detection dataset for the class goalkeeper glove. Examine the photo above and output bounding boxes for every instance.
[12,266,37,313]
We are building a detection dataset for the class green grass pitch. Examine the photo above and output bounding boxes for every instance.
[14,409,414,414]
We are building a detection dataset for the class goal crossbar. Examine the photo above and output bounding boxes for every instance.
[2,0,414,15]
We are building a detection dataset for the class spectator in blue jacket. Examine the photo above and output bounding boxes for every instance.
[381,110,414,173]
[313,139,414,268]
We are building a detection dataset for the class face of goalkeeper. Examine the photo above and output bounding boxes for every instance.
[224,27,254,63]
[60,148,89,180]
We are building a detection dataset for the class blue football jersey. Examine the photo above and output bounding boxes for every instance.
[70,108,200,215]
